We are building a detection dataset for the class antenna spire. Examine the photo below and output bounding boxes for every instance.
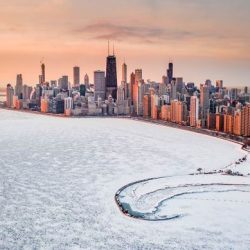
[108,40,110,56]
[40,57,44,64]
[113,42,115,56]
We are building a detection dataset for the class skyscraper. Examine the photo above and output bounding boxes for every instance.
[80,84,86,96]
[205,79,212,88]
[244,86,248,94]
[121,62,128,99]
[73,66,80,87]
[84,74,89,89]
[190,96,199,127]
[200,84,210,119]
[106,48,117,100]
[175,77,184,94]
[135,69,142,84]
[167,62,173,84]
[22,84,32,100]
[15,74,23,99]
[242,104,250,137]
[122,62,127,83]
[58,76,69,90]
[170,100,187,124]
[233,111,242,136]
[171,79,177,100]
[129,72,135,102]
[137,81,145,116]
[6,84,14,108]
[41,63,45,84]
[94,70,106,101]
[216,80,223,89]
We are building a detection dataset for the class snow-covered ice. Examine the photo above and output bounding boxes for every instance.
[0,109,249,249]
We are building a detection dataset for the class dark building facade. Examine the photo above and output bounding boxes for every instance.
[167,62,173,84]
[41,63,45,84]
[52,98,64,114]
[105,55,117,100]
[80,84,86,96]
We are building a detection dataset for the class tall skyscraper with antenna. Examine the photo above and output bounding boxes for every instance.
[105,42,118,100]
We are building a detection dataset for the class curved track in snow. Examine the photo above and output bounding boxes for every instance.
[115,175,250,221]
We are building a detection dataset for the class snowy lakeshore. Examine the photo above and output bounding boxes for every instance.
[0,109,249,249]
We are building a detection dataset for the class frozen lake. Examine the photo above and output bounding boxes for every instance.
[0,109,249,249]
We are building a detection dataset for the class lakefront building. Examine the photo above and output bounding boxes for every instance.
[105,51,117,101]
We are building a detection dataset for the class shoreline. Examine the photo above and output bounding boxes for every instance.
[1,107,249,150]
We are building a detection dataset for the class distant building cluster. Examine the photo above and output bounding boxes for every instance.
[3,50,250,138]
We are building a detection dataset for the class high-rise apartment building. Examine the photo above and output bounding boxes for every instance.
[80,84,86,96]
[94,70,106,101]
[151,93,159,120]
[22,85,32,100]
[170,100,178,123]
[244,86,248,94]
[170,100,187,124]
[41,98,49,113]
[135,69,142,84]
[58,76,69,90]
[190,96,199,127]
[121,81,128,100]
[216,80,223,89]
[205,79,212,88]
[171,80,177,100]
[64,96,73,116]
[122,62,127,83]
[73,66,80,87]
[15,74,23,99]
[231,88,238,100]
[224,114,234,134]
[233,111,242,136]
[64,97,73,111]
[200,84,210,119]
[84,74,90,89]
[176,78,184,94]
[216,114,224,132]
[143,94,151,118]
[161,105,171,121]
[137,81,145,116]
[129,72,135,102]
[242,104,250,136]
[132,81,139,114]
[6,84,14,108]
[207,113,216,129]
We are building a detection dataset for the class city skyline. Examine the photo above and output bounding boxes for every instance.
[0,0,250,87]
[1,2,250,249]
[0,58,249,90]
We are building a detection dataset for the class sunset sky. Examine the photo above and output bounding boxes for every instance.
[0,0,250,87]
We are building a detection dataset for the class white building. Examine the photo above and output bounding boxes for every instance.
[64,97,73,110]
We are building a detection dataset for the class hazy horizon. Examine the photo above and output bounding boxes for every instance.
[0,0,250,87]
